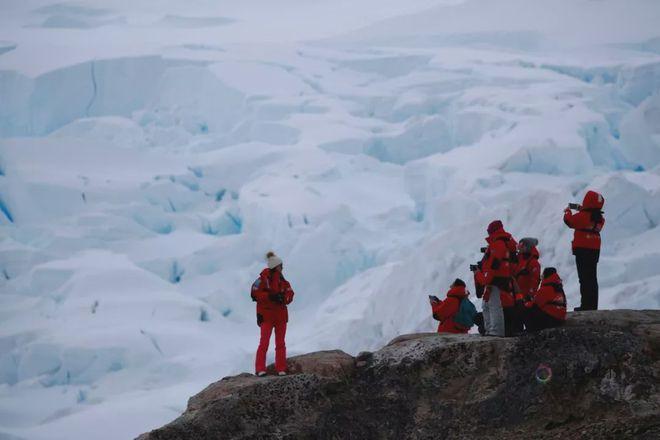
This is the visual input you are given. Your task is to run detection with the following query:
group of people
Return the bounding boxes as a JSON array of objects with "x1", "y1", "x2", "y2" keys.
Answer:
[
  {"x1": 250, "y1": 190, "x2": 605, "y2": 375},
  {"x1": 430, "y1": 190, "x2": 605, "y2": 337}
]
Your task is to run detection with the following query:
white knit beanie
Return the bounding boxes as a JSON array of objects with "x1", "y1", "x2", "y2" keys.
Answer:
[{"x1": 266, "y1": 251, "x2": 283, "y2": 269}]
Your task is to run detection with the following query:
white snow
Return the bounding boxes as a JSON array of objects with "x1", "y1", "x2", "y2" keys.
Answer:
[{"x1": 1, "y1": 0, "x2": 660, "y2": 439}]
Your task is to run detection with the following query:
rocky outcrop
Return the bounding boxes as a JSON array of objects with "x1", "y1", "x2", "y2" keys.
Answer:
[{"x1": 138, "y1": 310, "x2": 660, "y2": 439}]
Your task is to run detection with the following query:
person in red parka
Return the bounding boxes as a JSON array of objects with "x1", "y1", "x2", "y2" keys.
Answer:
[
  {"x1": 512, "y1": 237, "x2": 541, "y2": 334},
  {"x1": 514, "y1": 238, "x2": 541, "y2": 302},
  {"x1": 523, "y1": 267, "x2": 566, "y2": 331},
  {"x1": 475, "y1": 220, "x2": 517, "y2": 337},
  {"x1": 430, "y1": 278, "x2": 470, "y2": 334},
  {"x1": 251, "y1": 251, "x2": 294, "y2": 376},
  {"x1": 564, "y1": 190, "x2": 605, "y2": 311}
]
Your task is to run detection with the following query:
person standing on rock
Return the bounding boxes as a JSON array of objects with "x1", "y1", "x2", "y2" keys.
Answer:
[
  {"x1": 475, "y1": 220, "x2": 517, "y2": 337},
  {"x1": 514, "y1": 238, "x2": 541, "y2": 332},
  {"x1": 251, "y1": 251, "x2": 294, "y2": 376},
  {"x1": 564, "y1": 190, "x2": 605, "y2": 311},
  {"x1": 523, "y1": 267, "x2": 566, "y2": 331},
  {"x1": 429, "y1": 278, "x2": 475, "y2": 334}
]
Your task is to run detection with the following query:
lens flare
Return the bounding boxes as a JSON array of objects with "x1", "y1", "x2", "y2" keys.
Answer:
[{"x1": 535, "y1": 364, "x2": 553, "y2": 384}]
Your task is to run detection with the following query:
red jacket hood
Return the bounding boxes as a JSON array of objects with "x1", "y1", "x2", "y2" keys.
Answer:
[
  {"x1": 582, "y1": 190, "x2": 604, "y2": 210},
  {"x1": 542, "y1": 272, "x2": 562, "y2": 286},
  {"x1": 487, "y1": 229, "x2": 513, "y2": 241},
  {"x1": 447, "y1": 285, "x2": 468, "y2": 299}
]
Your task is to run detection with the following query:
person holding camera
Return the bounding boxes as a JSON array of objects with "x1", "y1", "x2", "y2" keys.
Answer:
[
  {"x1": 471, "y1": 260, "x2": 486, "y2": 335},
  {"x1": 564, "y1": 190, "x2": 605, "y2": 311},
  {"x1": 474, "y1": 220, "x2": 517, "y2": 337},
  {"x1": 523, "y1": 267, "x2": 567, "y2": 331},
  {"x1": 251, "y1": 251, "x2": 295, "y2": 376},
  {"x1": 429, "y1": 278, "x2": 475, "y2": 334}
]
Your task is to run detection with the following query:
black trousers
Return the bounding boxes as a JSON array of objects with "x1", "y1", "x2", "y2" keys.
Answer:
[
  {"x1": 524, "y1": 306, "x2": 563, "y2": 332},
  {"x1": 504, "y1": 306, "x2": 524, "y2": 336},
  {"x1": 574, "y1": 248, "x2": 600, "y2": 310},
  {"x1": 474, "y1": 312, "x2": 485, "y2": 335}
]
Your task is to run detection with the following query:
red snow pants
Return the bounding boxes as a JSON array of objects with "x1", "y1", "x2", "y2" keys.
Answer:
[{"x1": 255, "y1": 319, "x2": 287, "y2": 373}]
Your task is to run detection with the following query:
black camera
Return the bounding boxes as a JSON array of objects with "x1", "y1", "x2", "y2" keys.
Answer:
[
  {"x1": 568, "y1": 203, "x2": 581, "y2": 210},
  {"x1": 470, "y1": 264, "x2": 478, "y2": 272},
  {"x1": 480, "y1": 247, "x2": 487, "y2": 253}
]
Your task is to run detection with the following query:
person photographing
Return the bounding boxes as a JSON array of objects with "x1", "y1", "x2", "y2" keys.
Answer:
[
  {"x1": 475, "y1": 220, "x2": 517, "y2": 337},
  {"x1": 429, "y1": 278, "x2": 476, "y2": 334},
  {"x1": 564, "y1": 191, "x2": 605, "y2": 311}
]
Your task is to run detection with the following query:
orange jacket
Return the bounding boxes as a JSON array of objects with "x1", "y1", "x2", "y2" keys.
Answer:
[
  {"x1": 564, "y1": 191, "x2": 605, "y2": 251},
  {"x1": 431, "y1": 285, "x2": 470, "y2": 333},
  {"x1": 251, "y1": 268, "x2": 294, "y2": 324},
  {"x1": 515, "y1": 247, "x2": 540, "y2": 302},
  {"x1": 476, "y1": 231, "x2": 515, "y2": 284},
  {"x1": 476, "y1": 228, "x2": 517, "y2": 305},
  {"x1": 527, "y1": 272, "x2": 567, "y2": 321}
]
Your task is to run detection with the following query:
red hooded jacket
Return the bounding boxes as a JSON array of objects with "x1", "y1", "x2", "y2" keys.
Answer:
[
  {"x1": 564, "y1": 191, "x2": 605, "y2": 251},
  {"x1": 251, "y1": 268, "x2": 294, "y2": 324},
  {"x1": 431, "y1": 285, "x2": 469, "y2": 333},
  {"x1": 476, "y1": 227, "x2": 517, "y2": 306},
  {"x1": 515, "y1": 247, "x2": 540, "y2": 302},
  {"x1": 528, "y1": 272, "x2": 567, "y2": 321}
]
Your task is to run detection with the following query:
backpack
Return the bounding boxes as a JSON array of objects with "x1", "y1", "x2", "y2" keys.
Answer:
[
  {"x1": 250, "y1": 277, "x2": 262, "y2": 301},
  {"x1": 250, "y1": 271, "x2": 288, "y2": 302},
  {"x1": 454, "y1": 297, "x2": 477, "y2": 329}
]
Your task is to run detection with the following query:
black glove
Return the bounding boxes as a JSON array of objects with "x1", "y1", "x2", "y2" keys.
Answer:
[
  {"x1": 269, "y1": 293, "x2": 285, "y2": 304},
  {"x1": 475, "y1": 283, "x2": 484, "y2": 299}
]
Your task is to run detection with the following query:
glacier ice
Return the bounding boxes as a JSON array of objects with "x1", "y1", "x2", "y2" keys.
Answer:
[{"x1": 1, "y1": 0, "x2": 660, "y2": 439}]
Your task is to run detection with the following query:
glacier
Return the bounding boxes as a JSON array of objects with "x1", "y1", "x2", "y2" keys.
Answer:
[{"x1": 1, "y1": 0, "x2": 660, "y2": 439}]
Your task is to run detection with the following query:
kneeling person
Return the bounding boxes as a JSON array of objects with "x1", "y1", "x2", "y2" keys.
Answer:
[
  {"x1": 523, "y1": 267, "x2": 566, "y2": 332},
  {"x1": 430, "y1": 278, "x2": 476, "y2": 334}
]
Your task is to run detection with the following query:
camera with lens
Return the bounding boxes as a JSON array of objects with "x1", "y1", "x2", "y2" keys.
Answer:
[
  {"x1": 469, "y1": 261, "x2": 482, "y2": 272},
  {"x1": 568, "y1": 203, "x2": 581, "y2": 210},
  {"x1": 480, "y1": 247, "x2": 487, "y2": 253}
]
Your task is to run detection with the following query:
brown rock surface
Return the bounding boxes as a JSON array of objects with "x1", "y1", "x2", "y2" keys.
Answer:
[
  {"x1": 265, "y1": 349, "x2": 355, "y2": 377},
  {"x1": 138, "y1": 310, "x2": 660, "y2": 440}
]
